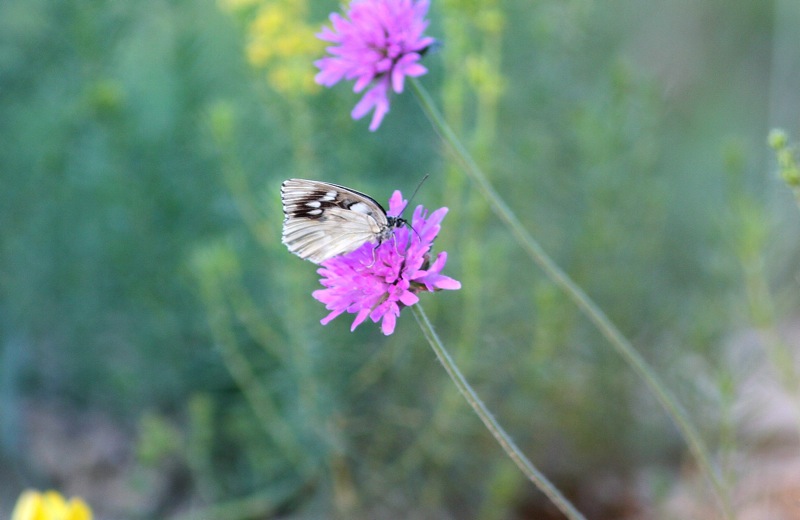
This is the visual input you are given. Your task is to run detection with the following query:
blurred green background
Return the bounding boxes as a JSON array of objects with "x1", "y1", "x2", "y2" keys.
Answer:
[{"x1": 1, "y1": 0, "x2": 799, "y2": 518}]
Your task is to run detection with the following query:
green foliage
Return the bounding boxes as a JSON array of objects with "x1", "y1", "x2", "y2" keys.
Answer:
[{"x1": 1, "y1": 0, "x2": 798, "y2": 517}]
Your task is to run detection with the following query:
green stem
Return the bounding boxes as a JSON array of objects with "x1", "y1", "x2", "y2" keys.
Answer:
[
  {"x1": 411, "y1": 304, "x2": 587, "y2": 520},
  {"x1": 409, "y1": 78, "x2": 732, "y2": 518}
]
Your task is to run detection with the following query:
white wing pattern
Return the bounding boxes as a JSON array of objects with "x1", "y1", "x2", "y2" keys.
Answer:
[{"x1": 281, "y1": 179, "x2": 403, "y2": 264}]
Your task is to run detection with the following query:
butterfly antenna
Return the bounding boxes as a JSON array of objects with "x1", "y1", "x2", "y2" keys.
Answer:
[
  {"x1": 399, "y1": 174, "x2": 430, "y2": 217},
  {"x1": 394, "y1": 174, "x2": 430, "y2": 243},
  {"x1": 407, "y1": 224, "x2": 423, "y2": 244}
]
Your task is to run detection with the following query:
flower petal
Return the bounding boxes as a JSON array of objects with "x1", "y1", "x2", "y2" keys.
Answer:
[
  {"x1": 399, "y1": 290, "x2": 419, "y2": 306},
  {"x1": 321, "y1": 309, "x2": 344, "y2": 325},
  {"x1": 380, "y1": 313, "x2": 396, "y2": 335},
  {"x1": 351, "y1": 307, "x2": 372, "y2": 330}
]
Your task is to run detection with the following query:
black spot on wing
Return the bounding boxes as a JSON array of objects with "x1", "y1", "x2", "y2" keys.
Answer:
[{"x1": 281, "y1": 180, "x2": 387, "y2": 221}]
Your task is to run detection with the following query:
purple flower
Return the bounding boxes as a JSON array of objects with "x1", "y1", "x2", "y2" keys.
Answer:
[
  {"x1": 312, "y1": 190, "x2": 460, "y2": 335},
  {"x1": 314, "y1": 0, "x2": 435, "y2": 131}
]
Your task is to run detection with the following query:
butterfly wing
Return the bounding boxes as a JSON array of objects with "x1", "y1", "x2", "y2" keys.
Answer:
[{"x1": 281, "y1": 179, "x2": 390, "y2": 263}]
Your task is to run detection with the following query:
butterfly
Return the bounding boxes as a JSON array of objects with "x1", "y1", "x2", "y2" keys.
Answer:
[{"x1": 281, "y1": 179, "x2": 407, "y2": 264}]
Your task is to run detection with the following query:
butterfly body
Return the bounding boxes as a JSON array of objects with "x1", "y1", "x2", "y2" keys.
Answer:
[{"x1": 281, "y1": 179, "x2": 405, "y2": 263}]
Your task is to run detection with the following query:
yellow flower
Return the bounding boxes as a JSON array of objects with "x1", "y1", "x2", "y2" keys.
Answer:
[
  {"x1": 226, "y1": 0, "x2": 324, "y2": 97},
  {"x1": 11, "y1": 490, "x2": 93, "y2": 520}
]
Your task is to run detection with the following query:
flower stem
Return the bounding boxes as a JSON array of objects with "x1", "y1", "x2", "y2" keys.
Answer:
[
  {"x1": 411, "y1": 304, "x2": 587, "y2": 520},
  {"x1": 409, "y1": 78, "x2": 732, "y2": 518}
]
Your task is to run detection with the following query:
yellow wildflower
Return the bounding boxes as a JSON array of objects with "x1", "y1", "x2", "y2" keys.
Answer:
[
  {"x1": 11, "y1": 490, "x2": 93, "y2": 520},
  {"x1": 226, "y1": 0, "x2": 324, "y2": 97}
]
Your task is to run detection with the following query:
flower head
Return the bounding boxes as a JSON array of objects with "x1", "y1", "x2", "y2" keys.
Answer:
[
  {"x1": 315, "y1": 0, "x2": 435, "y2": 131},
  {"x1": 233, "y1": 0, "x2": 324, "y2": 97},
  {"x1": 312, "y1": 190, "x2": 460, "y2": 335},
  {"x1": 11, "y1": 490, "x2": 93, "y2": 520}
]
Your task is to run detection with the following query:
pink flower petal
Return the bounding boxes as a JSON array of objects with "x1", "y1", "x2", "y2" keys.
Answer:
[
  {"x1": 321, "y1": 309, "x2": 344, "y2": 325},
  {"x1": 351, "y1": 308, "x2": 371, "y2": 330},
  {"x1": 399, "y1": 291, "x2": 419, "y2": 306},
  {"x1": 380, "y1": 312, "x2": 397, "y2": 335}
]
